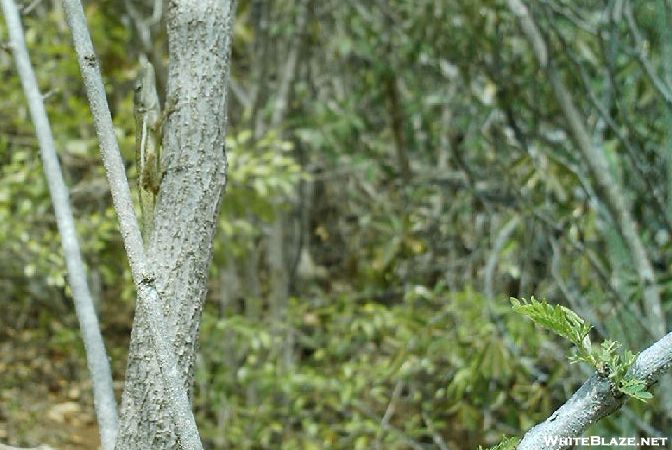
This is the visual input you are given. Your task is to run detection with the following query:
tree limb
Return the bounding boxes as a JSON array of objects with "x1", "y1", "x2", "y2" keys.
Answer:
[{"x1": 518, "y1": 332, "x2": 672, "y2": 449}]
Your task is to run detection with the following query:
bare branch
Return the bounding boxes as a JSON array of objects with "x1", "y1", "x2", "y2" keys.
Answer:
[
  {"x1": 270, "y1": 0, "x2": 308, "y2": 128},
  {"x1": 507, "y1": 0, "x2": 548, "y2": 67},
  {"x1": 484, "y1": 217, "x2": 519, "y2": 301},
  {"x1": 421, "y1": 413, "x2": 451, "y2": 450}
]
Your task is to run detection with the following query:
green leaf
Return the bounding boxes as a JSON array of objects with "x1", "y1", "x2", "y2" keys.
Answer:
[
  {"x1": 511, "y1": 296, "x2": 591, "y2": 350},
  {"x1": 619, "y1": 377, "x2": 653, "y2": 402},
  {"x1": 512, "y1": 298, "x2": 651, "y2": 402}
]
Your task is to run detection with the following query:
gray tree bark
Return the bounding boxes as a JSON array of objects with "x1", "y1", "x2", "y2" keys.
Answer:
[{"x1": 115, "y1": 1, "x2": 236, "y2": 449}]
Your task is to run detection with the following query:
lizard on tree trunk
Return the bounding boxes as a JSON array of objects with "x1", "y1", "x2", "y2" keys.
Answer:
[{"x1": 133, "y1": 59, "x2": 162, "y2": 245}]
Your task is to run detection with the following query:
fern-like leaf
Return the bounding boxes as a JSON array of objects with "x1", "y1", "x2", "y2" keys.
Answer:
[
  {"x1": 619, "y1": 377, "x2": 653, "y2": 402},
  {"x1": 511, "y1": 296, "x2": 652, "y2": 403},
  {"x1": 511, "y1": 296, "x2": 591, "y2": 350}
]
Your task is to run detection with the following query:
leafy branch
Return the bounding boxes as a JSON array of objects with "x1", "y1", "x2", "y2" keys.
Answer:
[{"x1": 511, "y1": 297, "x2": 652, "y2": 402}]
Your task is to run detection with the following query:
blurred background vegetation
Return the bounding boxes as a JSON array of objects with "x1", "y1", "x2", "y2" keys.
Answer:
[{"x1": 2, "y1": 0, "x2": 672, "y2": 448}]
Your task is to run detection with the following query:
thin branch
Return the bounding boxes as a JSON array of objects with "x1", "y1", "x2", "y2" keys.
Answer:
[
  {"x1": 549, "y1": 238, "x2": 610, "y2": 339},
  {"x1": 352, "y1": 399, "x2": 425, "y2": 450},
  {"x1": 59, "y1": 1, "x2": 204, "y2": 449},
  {"x1": 229, "y1": 76, "x2": 252, "y2": 110},
  {"x1": 508, "y1": 0, "x2": 548, "y2": 67},
  {"x1": 623, "y1": 0, "x2": 672, "y2": 109},
  {"x1": 20, "y1": 0, "x2": 43, "y2": 14},
  {"x1": 539, "y1": 0, "x2": 597, "y2": 35},
  {"x1": 270, "y1": 0, "x2": 308, "y2": 128},
  {"x1": 378, "y1": 381, "x2": 403, "y2": 441},
  {"x1": 123, "y1": 0, "x2": 167, "y2": 99},
  {"x1": 421, "y1": 413, "x2": 451, "y2": 450},
  {"x1": 0, "y1": 1, "x2": 117, "y2": 449}
]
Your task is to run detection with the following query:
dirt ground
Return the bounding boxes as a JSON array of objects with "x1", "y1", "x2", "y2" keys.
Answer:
[{"x1": 1, "y1": 315, "x2": 129, "y2": 450}]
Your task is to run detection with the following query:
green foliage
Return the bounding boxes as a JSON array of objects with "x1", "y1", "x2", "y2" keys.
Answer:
[
  {"x1": 225, "y1": 128, "x2": 302, "y2": 213},
  {"x1": 511, "y1": 296, "x2": 592, "y2": 360},
  {"x1": 593, "y1": 342, "x2": 652, "y2": 402},
  {"x1": 0, "y1": 2, "x2": 134, "y2": 290},
  {"x1": 213, "y1": 127, "x2": 304, "y2": 263},
  {"x1": 196, "y1": 288, "x2": 555, "y2": 449},
  {"x1": 511, "y1": 297, "x2": 652, "y2": 402},
  {"x1": 618, "y1": 377, "x2": 653, "y2": 402}
]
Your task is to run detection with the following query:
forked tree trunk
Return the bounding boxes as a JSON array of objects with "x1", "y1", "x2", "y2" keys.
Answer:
[{"x1": 115, "y1": 1, "x2": 236, "y2": 448}]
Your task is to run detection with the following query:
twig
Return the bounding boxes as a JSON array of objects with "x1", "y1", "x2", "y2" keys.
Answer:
[
  {"x1": 623, "y1": 0, "x2": 672, "y2": 109},
  {"x1": 539, "y1": 0, "x2": 597, "y2": 35},
  {"x1": 270, "y1": 0, "x2": 308, "y2": 128},
  {"x1": 20, "y1": 0, "x2": 43, "y2": 14},
  {"x1": 352, "y1": 399, "x2": 425, "y2": 450},
  {"x1": 380, "y1": 381, "x2": 402, "y2": 431},
  {"x1": 421, "y1": 413, "x2": 451, "y2": 450},
  {"x1": 484, "y1": 217, "x2": 519, "y2": 301}
]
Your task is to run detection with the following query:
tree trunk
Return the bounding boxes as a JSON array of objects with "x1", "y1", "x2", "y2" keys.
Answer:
[{"x1": 115, "y1": 1, "x2": 235, "y2": 449}]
